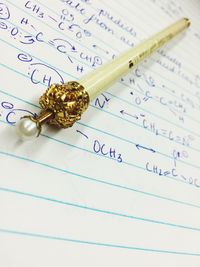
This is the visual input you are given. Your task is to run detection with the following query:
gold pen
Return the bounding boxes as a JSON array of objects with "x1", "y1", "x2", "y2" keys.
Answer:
[{"x1": 16, "y1": 18, "x2": 190, "y2": 140}]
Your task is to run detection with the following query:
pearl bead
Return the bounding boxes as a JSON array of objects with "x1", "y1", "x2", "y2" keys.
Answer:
[{"x1": 16, "y1": 118, "x2": 40, "y2": 141}]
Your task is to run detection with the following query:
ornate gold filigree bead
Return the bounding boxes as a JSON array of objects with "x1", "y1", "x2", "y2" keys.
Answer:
[
  {"x1": 16, "y1": 81, "x2": 90, "y2": 140},
  {"x1": 39, "y1": 81, "x2": 89, "y2": 128}
]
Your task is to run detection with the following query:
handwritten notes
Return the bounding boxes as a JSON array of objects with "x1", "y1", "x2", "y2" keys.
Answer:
[{"x1": 0, "y1": 0, "x2": 200, "y2": 266}]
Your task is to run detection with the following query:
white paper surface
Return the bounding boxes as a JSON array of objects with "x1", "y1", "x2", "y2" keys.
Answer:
[{"x1": 0, "y1": 0, "x2": 200, "y2": 266}]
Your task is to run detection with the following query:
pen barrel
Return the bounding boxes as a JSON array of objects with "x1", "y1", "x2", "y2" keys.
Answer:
[{"x1": 79, "y1": 18, "x2": 190, "y2": 101}]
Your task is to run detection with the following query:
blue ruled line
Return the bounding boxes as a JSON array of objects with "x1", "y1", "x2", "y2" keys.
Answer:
[
  {"x1": 0, "y1": 228, "x2": 199, "y2": 256},
  {"x1": 0, "y1": 186, "x2": 200, "y2": 232}
]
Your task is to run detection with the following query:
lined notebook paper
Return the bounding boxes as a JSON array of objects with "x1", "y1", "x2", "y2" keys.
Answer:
[{"x1": 0, "y1": 0, "x2": 200, "y2": 266}]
